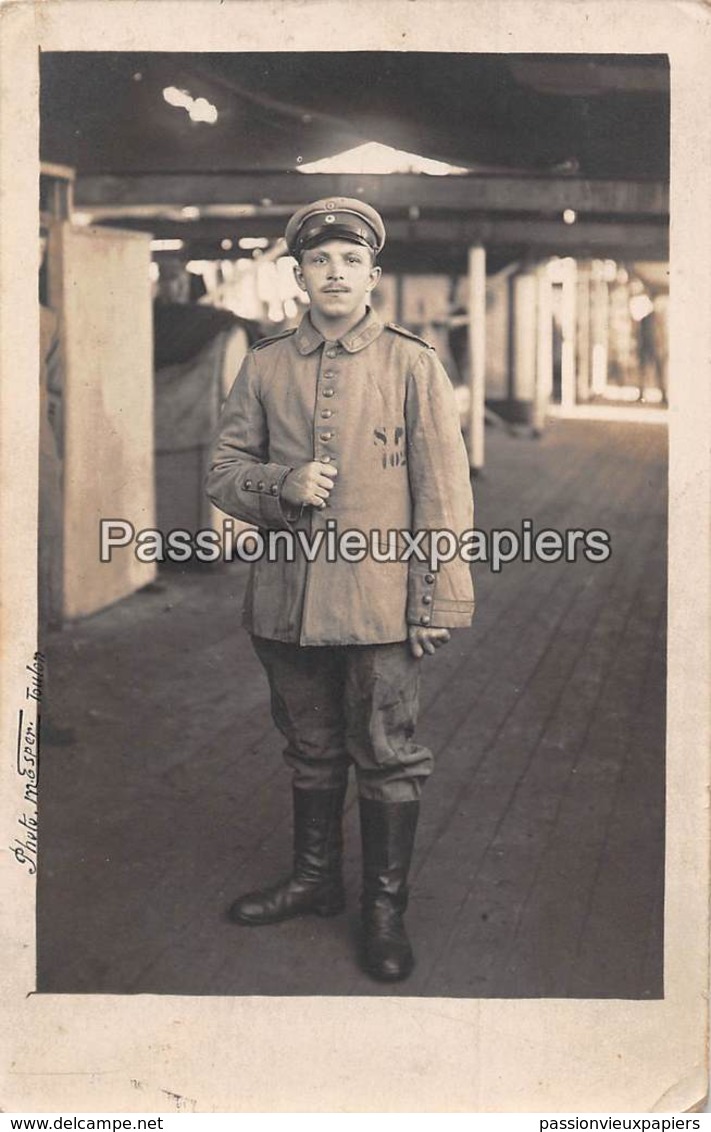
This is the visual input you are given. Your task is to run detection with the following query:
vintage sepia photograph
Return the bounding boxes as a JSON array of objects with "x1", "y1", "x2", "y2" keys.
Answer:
[
  {"x1": 36, "y1": 49, "x2": 669, "y2": 999},
  {"x1": 2, "y1": 0, "x2": 709, "y2": 1114}
]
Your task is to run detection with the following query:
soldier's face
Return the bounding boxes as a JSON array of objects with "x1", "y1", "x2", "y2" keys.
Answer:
[{"x1": 295, "y1": 240, "x2": 381, "y2": 322}]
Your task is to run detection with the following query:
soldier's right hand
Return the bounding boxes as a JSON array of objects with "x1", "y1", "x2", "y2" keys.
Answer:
[{"x1": 281, "y1": 461, "x2": 338, "y2": 508}]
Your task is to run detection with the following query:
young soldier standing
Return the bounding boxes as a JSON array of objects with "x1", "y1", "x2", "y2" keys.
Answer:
[{"x1": 206, "y1": 197, "x2": 474, "y2": 982}]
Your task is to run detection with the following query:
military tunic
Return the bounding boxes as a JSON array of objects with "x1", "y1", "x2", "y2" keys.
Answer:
[{"x1": 206, "y1": 307, "x2": 475, "y2": 647}]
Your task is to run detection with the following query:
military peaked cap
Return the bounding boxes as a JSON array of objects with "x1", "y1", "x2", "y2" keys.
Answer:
[{"x1": 285, "y1": 197, "x2": 386, "y2": 258}]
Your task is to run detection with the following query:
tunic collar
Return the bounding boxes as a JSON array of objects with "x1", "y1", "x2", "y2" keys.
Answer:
[{"x1": 294, "y1": 307, "x2": 384, "y2": 355}]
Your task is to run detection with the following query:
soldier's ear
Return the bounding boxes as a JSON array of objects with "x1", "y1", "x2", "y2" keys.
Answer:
[
  {"x1": 368, "y1": 264, "x2": 382, "y2": 292},
  {"x1": 293, "y1": 262, "x2": 308, "y2": 292}
]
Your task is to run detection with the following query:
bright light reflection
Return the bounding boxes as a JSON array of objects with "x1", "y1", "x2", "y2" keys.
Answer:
[
  {"x1": 163, "y1": 86, "x2": 218, "y2": 125},
  {"x1": 189, "y1": 98, "x2": 218, "y2": 125},
  {"x1": 163, "y1": 87, "x2": 191, "y2": 109},
  {"x1": 239, "y1": 237, "x2": 270, "y2": 250},
  {"x1": 603, "y1": 259, "x2": 617, "y2": 282},
  {"x1": 547, "y1": 256, "x2": 577, "y2": 284},
  {"x1": 298, "y1": 141, "x2": 470, "y2": 176},
  {"x1": 642, "y1": 388, "x2": 664, "y2": 403},
  {"x1": 150, "y1": 239, "x2": 184, "y2": 251},
  {"x1": 629, "y1": 294, "x2": 654, "y2": 321},
  {"x1": 277, "y1": 256, "x2": 298, "y2": 280},
  {"x1": 603, "y1": 384, "x2": 641, "y2": 401}
]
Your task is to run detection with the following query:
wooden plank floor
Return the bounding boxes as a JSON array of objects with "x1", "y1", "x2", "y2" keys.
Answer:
[{"x1": 37, "y1": 418, "x2": 667, "y2": 998}]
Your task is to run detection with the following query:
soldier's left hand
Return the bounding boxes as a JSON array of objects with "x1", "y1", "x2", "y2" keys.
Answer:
[{"x1": 408, "y1": 626, "x2": 451, "y2": 659}]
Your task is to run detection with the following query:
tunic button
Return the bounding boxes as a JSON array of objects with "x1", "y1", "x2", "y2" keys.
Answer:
[
  {"x1": 321, "y1": 455, "x2": 332, "y2": 463},
  {"x1": 425, "y1": 573, "x2": 435, "y2": 584},
  {"x1": 323, "y1": 371, "x2": 336, "y2": 379},
  {"x1": 420, "y1": 615, "x2": 431, "y2": 626},
  {"x1": 323, "y1": 388, "x2": 334, "y2": 398},
  {"x1": 257, "y1": 481, "x2": 265, "y2": 491},
  {"x1": 321, "y1": 432, "x2": 333, "y2": 440},
  {"x1": 422, "y1": 594, "x2": 432, "y2": 605},
  {"x1": 270, "y1": 484, "x2": 279, "y2": 495},
  {"x1": 321, "y1": 410, "x2": 333, "y2": 419},
  {"x1": 326, "y1": 348, "x2": 338, "y2": 358},
  {"x1": 244, "y1": 479, "x2": 253, "y2": 488}
]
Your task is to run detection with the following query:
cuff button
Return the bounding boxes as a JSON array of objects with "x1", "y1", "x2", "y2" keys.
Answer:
[
  {"x1": 422, "y1": 594, "x2": 432, "y2": 605},
  {"x1": 420, "y1": 615, "x2": 431, "y2": 626}
]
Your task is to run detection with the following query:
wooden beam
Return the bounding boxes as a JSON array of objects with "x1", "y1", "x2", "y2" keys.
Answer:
[
  {"x1": 508, "y1": 59, "x2": 669, "y2": 96},
  {"x1": 96, "y1": 214, "x2": 668, "y2": 261},
  {"x1": 385, "y1": 222, "x2": 668, "y2": 266},
  {"x1": 76, "y1": 172, "x2": 668, "y2": 218}
]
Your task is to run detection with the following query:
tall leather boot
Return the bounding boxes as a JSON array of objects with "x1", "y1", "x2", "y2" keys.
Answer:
[
  {"x1": 359, "y1": 797, "x2": 420, "y2": 982},
  {"x1": 229, "y1": 785, "x2": 347, "y2": 925}
]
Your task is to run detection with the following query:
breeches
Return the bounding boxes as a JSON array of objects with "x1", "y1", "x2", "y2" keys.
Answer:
[{"x1": 251, "y1": 636, "x2": 434, "y2": 803}]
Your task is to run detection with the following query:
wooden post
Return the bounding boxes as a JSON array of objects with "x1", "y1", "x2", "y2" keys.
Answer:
[
  {"x1": 467, "y1": 244, "x2": 486, "y2": 472},
  {"x1": 560, "y1": 257, "x2": 578, "y2": 410},
  {"x1": 590, "y1": 260, "x2": 610, "y2": 396},
  {"x1": 60, "y1": 223, "x2": 156, "y2": 620},
  {"x1": 576, "y1": 260, "x2": 592, "y2": 403},
  {"x1": 533, "y1": 262, "x2": 553, "y2": 435},
  {"x1": 512, "y1": 271, "x2": 538, "y2": 417}
]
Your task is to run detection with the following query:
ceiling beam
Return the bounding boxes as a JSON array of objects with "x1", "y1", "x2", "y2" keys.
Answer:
[
  {"x1": 76, "y1": 171, "x2": 668, "y2": 218},
  {"x1": 98, "y1": 214, "x2": 668, "y2": 261},
  {"x1": 507, "y1": 59, "x2": 669, "y2": 96}
]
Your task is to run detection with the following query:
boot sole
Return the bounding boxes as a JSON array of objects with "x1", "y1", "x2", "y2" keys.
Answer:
[
  {"x1": 228, "y1": 898, "x2": 346, "y2": 926},
  {"x1": 362, "y1": 957, "x2": 415, "y2": 982}
]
